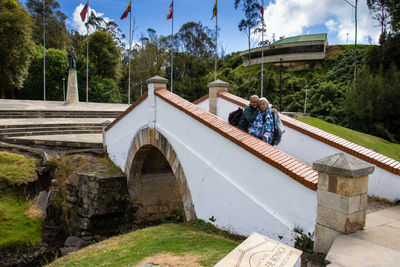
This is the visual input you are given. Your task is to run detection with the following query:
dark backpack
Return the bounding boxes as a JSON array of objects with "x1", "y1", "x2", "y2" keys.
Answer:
[
  {"x1": 228, "y1": 107, "x2": 243, "y2": 126},
  {"x1": 272, "y1": 112, "x2": 285, "y2": 146}
]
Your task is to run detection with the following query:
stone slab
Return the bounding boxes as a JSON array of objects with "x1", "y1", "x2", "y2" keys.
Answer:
[
  {"x1": 313, "y1": 153, "x2": 374, "y2": 177},
  {"x1": 316, "y1": 206, "x2": 365, "y2": 234},
  {"x1": 215, "y1": 232, "x2": 302, "y2": 267},
  {"x1": 314, "y1": 224, "x2": 342, "y2": 254},
  {"x1": 326, "y1": 175, "x2": 368, "y2": 197},
  {"x1": 318, "y1": 190, "x2": 366, "y2": 214},
  {"x1": 349, "y1": 225, "x2": 400, "y2": 251},
  {"x1": 365, "y1": 206, "x2": 400, "y2": 229},
  {"x1": 326, "y1": 235, "x2": 400, "y2": 267}
]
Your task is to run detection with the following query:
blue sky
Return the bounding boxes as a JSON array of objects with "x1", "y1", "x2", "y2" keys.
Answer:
[{"x1": 29, "y1": 0, "x2": 381, "y2": 54}]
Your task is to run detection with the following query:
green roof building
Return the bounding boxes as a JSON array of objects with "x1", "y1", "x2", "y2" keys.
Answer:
[{"x1": 239, "y1": 33, "x2": 328, "y2": 70}]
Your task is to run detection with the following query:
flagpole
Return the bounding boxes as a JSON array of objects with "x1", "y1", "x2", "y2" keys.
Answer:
[
  {"x1": 43, "y1": 0, "x2": 46, "y2": 101},
  {"x1": 261, "y1": 1, "x2": 264, "y2": 98},
  {"x1": 86, "y1": 25, "x2": 89, "y2": 103},
  {"x1": 171, "y1": 2, "x2": 174, "y2": 93},
  {"x1": 128, "y1": 2, "x2": 131, "y2": 104},
  {"x1": 214, "y1": 1, "x2": 217, "y2": 81}
]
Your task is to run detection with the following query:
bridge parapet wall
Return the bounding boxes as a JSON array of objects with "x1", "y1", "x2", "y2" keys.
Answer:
[{"x1": 209, "y1": 91, "x2": 400, "y2": 202}]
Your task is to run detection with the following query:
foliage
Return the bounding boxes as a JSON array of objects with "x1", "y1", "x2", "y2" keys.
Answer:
[
  {"x1": 26, "y1": 0, "x2": 70, "y2": 50},
  {"x1": 177, "y1": 22, "x2": 215, "y2": 58},
  {"x1": 0, "y1": 193, "x2": 42, "y2": 249},
  {"x1": 47, "y1": 223, "x2": 239, "y2": 267},
  {"x1": 298, "y1": 117, "x2": 400, "y2": 160},
  {"x1": 86, "y1": 76, "x2": 122, "y2": 103},
  {"x1": 344, "y1": 65, "x2": 400, "y2": 143},
  {"x1": 0, "y1": 0, "x2": 35, "y2": 98},
  {"x1": 87, "y1": 30, "x2": 121, "y2": 81},
  {"x1": 0, "y1": 152, "x2": 38, "y2": 185},
  {"x1": 19, "y1": 46, "x2": 68, "y2": 100}
]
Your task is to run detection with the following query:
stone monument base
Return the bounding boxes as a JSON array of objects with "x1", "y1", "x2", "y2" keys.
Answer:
[{"x1": 65, "y1": 69, "x2": 79, "y2": 105}]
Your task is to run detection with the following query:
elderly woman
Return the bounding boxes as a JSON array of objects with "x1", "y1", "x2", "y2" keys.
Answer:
[{"x1": 248, "y1": 97, "x2": 275, "y2": 145}]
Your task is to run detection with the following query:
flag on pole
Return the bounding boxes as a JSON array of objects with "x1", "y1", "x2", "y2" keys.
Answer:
[
  {"x1": 80, "y1": 0, "x2": 89, "y2": 22},
  {"x1": 211, "y1": 0, "x2": 217, "y2": 20},
  {"x1": 121, "y1": 1, "x2": 131, "y2": 20},
  {"x1": 260, "y1": 0, "x2": 264, "y2": 17},
  {"x1": 166, "y1": 0, "x2": 173, "y2": 20}
]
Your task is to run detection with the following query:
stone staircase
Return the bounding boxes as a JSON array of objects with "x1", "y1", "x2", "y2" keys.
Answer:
[{"x1": 0, "y1": 103, "x2": 126, "y2": 152}]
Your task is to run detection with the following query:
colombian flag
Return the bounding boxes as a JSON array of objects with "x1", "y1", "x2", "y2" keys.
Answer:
[
  {"x1": 211, "y1": 0, "x2": 217, "y2": 20},
  {"x1": 121, "y1": 1, "x2": 131, "y2": 20},
  {"x1": 260, "y1": 0, "x2": 264, "y2": 17},
  {"x1": 80, "y1": 0, "x2": 89, "y2": 22}
]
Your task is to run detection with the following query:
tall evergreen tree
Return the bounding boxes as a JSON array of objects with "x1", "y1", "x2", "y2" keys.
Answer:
[
  {"x1": 0, "y1": 0, "x2": 35, "y2": 98},
  {"x1": 26, "y1": 0, "x2": 69, "y2": 50},
  {"x1": 234, "y1": 0, "x2": 260, "y2": 92}
]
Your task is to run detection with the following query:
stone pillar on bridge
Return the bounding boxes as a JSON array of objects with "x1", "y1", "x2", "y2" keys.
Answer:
[
  {"x1": 146, "y1": 76, "x2": 168, "y2": 128},
  {"x1": 208, "y1": 79, "x2": 229, "y2": 115},
  {"x1": 312, "y1": 153, "x2": 374, "y2": 254}
]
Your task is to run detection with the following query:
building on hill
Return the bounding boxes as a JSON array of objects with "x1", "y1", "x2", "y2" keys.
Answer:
[{"x1": 240, "y1": 33, "x2": 328, "y2": 70}]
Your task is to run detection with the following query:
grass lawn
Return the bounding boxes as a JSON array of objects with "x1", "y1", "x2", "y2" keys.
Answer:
[
  {"x1": 48, "y1": 223, "x2": 241, "y2": 267},
  {"x1": 298, "y1": 117, "x2": 400, "y2": 161},
  {"x1": 0, "y1": 193, "x2": 42, "y2": 249},
  {"x1": 0, "y1": 152, "x2": 37, "y2": 185}
]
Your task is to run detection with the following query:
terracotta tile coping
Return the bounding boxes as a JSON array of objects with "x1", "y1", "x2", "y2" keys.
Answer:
[
  {"x1": 211, "y1": 91, "x2": 400, "y2": 176},
  {"x1": 157, "y1": 88, "x2": 317, "y2": 191},
  {"x1": 193, "y1": 93, "x2": 209, "y2": 105},
  {"x1": 104, "y1": 93, "x2": 148, "y2": 132}
]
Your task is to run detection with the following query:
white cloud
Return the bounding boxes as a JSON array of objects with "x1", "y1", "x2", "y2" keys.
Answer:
[
  {"x1": 254, "y1": 0, "x2": 380, "y2": 45},
  {"x1": 68, "y1": 4, "x2": 112, "y2": 35}
]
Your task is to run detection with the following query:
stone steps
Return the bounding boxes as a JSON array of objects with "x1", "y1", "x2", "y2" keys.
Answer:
[
  {"x1": 0, "y1": 129, "x2": 103, "y2": 138},
  {"x1": 4, "y1": 135, "x2": 103, "y2": 150},
  {"x1": 0, "y1": 110, "x2": 121, "y2": 119},
  {"x1": 0, "y1": 123, "x2": 103, "y2": 129}
]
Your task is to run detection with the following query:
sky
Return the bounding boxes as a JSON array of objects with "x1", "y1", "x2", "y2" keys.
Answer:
[{"x1": 30, "y1": 0, "x2": 381, "y2": 54}]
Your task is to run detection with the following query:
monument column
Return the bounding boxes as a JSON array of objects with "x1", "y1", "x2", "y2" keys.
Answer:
[
  {"x1": 208, "y1": 79, "x2": 229, "y2": 115},
  {"x1": 66, "y1": 48, "x2": 79, "y2": 105},
  {"x1": 312, "y1": 153, "x2": 374, "y2": 254}
]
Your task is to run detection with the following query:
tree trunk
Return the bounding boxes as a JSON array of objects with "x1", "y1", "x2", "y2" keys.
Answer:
[{"x1": 248, "y1": 26, "x2": 251, "y2": 94}]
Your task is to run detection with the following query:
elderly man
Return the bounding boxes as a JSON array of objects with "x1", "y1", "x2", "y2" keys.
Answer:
[{"x1": 237, "y1": 95, "x2": 259, "y2": 132}]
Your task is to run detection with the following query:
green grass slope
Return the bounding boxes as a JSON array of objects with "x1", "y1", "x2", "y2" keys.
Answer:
[
  {"x1": 0, "y1": 194, "x2": 42, "y2": 249},
  {"x1": 48, "y1": 223, "x2": 241, "y2": 267},
  {"x1": 298, "y1": 117, "x2": 400, "y2": 161}
]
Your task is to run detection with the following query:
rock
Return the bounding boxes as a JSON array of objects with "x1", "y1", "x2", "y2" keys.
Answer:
[
  {"x1": 60, "y1": 247, "x2": 78, "y2": 256},
  {"x1": 64, "y1": 236, "x2": 88, "y2": 248},
  {"x1": 36, "y1": 191, "x2": 49, "y2": 212}
]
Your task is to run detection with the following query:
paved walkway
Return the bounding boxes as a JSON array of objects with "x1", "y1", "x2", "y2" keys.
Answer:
[
  {"x1": 0, "y1": 118, "x2": 114, "y2": 126},
  {"x1": 327, "y1": 206, "x2": 400, "y2": 266},
  {"x1": 0, "y1": 99, "x2": 129, "y2": 111}
]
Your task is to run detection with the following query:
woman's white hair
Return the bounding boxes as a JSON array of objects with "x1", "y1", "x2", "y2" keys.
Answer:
[{"x1": 258, "y1": 97, "x2": 272, "y2": 108}]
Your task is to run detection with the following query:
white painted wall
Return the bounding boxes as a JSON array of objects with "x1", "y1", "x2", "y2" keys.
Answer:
[
  {"x1": 155, "y1": 96, "x2": 316, "y2": 245},
  {"x1": 104, "y1": 99, "x2": 150, "y2": 172},
  {"x1": 216, "y1": 99, "x2": 400, "y2": 202},
  {"x1": 196, "y1": 99, "x2": 209, "y2": 112},
  {"x1": 216, "y1": 97, "x2": 242, "y2": 122},
  {"x1": 105, "y1": 89, "x2": 317, "y2": 245}
]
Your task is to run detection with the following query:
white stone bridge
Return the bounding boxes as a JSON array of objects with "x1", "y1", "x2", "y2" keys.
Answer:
[{"x1": 104, "y1": 76, "x2": 400, "y2": 246}]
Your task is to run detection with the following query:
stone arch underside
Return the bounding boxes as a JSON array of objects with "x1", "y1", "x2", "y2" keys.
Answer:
[{"x1": 126, "y1": 127, "x2": 196, "y2": 222}]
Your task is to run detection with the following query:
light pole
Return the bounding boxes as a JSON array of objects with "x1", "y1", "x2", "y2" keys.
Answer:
[
  {"x1": 62, "y1": 78, "x2": 65, "y2": 102},
  {"x1": 304, "y1": 85, "x2": 308, "y2": 114},
  {"x1": 279, "y1": 57, "x2": 282, "y2": 112}
]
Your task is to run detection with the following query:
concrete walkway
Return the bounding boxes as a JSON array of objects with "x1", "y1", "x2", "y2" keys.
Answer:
[
  {"x1": 326, "y1": 206, "x2": 400, "y2": 266},
  {"x1": 0, "y1": 99, "x2": 129, "y2": 111}
]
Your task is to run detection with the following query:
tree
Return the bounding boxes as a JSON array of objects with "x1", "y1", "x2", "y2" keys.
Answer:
[
  {"x1": 234, "y1": 0, "x2": 260, "y2": 92},
  {"x1": 367, "y1": 0, "x2": 390, "y2": 35},
  {"x1": 177, "y1": 22, "x2": 215, "y2": 58},
  {"x1": 26, "y1": 0, "x2": 69, "y2": 50},
  {"x1": 19, "y1": 46, "x2": 67, "y2": 100},
  {"x1": 87, "y1": 30, "x2": 121, "y2": 80},
  {"x1": 0, "y1": 0, "x2": 35, "y2": 98}
]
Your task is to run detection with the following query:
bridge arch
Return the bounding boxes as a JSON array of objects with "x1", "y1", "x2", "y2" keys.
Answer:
[{"x1": 125, "y1": 127, "x2": 196, "y2": 222}]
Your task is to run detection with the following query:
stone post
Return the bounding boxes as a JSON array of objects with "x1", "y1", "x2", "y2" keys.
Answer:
[
  {"x1": 313, "y1": 153, "x2": 374, "y2": 254},
  {"x1": 65, "y1": 69, "x2": 79, "y2": 105},
  {"x1": 207, "y1": 80, "x2": 229, "y2": 115},
  {"x1": 146, "y1": 76, "x2": 168, "y2": 128}
]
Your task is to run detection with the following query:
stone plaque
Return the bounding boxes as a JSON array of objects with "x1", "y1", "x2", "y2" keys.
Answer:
[{"x1": 215, "y1": 233, "x2": 302, "y2": 267}]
